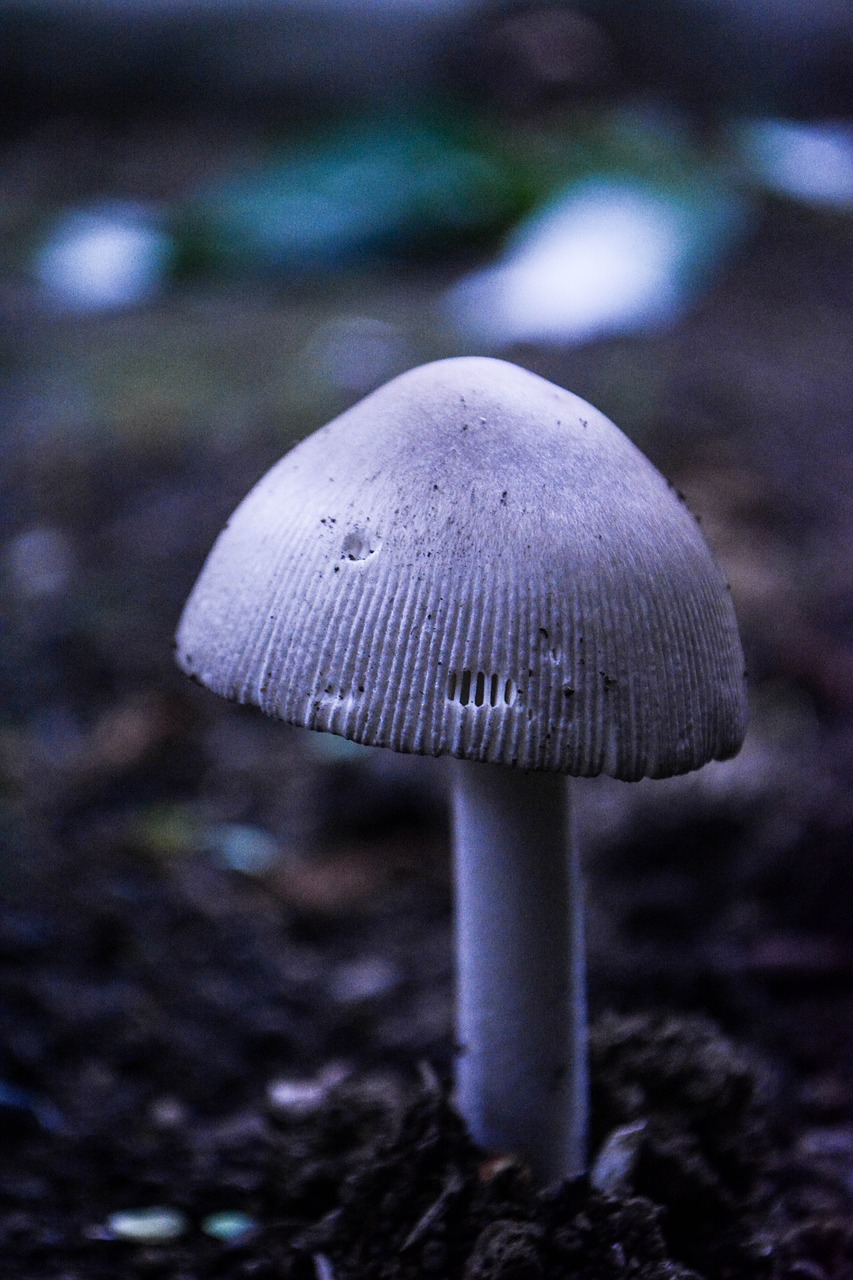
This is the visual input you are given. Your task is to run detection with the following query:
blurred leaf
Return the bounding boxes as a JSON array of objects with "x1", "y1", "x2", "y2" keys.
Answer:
[
  {"x1": 446, "y1": 111, "x2": 754, "y2": 346},
  {"x1": 33, "y1": 202, "x2": 173, "y2": 313},
  {"x1": 734, "y1": 118, "x2": 853, "y2": 211},
  {"x1": 174, "y1": 114, "x2": 533, "y2": 275}
]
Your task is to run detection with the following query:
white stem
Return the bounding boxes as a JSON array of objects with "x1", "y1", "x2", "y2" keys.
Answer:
[{"x1": 451, "y1": 759, "x2": 587, "y2": 1183}]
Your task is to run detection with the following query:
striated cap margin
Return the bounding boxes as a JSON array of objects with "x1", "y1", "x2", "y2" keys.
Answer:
[{"x1": 176, "y1": 357, "x2": 748, "y2": 779}]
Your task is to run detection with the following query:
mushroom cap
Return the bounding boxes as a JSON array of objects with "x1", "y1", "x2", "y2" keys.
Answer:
[{"x1": 176, "y1": 356, "x2": 747, "y2": 779}]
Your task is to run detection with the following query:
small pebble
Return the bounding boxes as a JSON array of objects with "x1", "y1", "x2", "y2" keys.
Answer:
[
  {"x1": 329, "y1": 956, "x2": 400, "y2": 1004},
  {"x1": 5, "y1": 526, "x2": 74, "y2": 600},
  {"x1": 148, "y1": 1096, "x2": 188, "y2": 1129},
  {"x1": 267, "y1": 1063, "x2": 347, "y2": 1118},
  {"x1": 201, "y1": 1211, "x2": 255, "y2": 1241},
  {"x1": 267, "y1": 1076, "x2": 327, "y2": 1116},
  {"x1": 106, "y1": 1206, "x2": 187, "y2": 1242},
  {"x1": 590, "y1": 1119, "x2": 647, "y2": 1194},
  {"x1": 207, "y1": 823, "x2": 281, "y2": 875}
]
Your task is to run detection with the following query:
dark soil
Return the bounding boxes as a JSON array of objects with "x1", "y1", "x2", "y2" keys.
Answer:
[{"x1": 1, "y1": 118, "x2": 852, "y2": 1279}]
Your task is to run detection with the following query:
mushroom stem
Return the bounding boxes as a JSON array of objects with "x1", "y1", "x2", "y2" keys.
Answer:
[{"x1": 451, "y1": 760, "x2": 588, "y2": 1183}]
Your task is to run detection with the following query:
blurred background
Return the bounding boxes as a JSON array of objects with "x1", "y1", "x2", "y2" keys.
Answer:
[{"x1": 0, "y1": 0, "x2": 852, "y2": 1264}]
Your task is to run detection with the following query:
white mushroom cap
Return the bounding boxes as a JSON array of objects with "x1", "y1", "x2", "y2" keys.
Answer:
[{"x1": 176, "y1": 357, "x2": 747, "y2": 780}]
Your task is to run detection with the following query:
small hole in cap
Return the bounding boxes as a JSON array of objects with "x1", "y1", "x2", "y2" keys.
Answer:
[{"x1": 446, "y1": 670, "x2": 518, "y2": 709}]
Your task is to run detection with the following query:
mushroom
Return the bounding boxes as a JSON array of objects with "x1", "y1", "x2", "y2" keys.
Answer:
[{"x1": 176, "y1": 356, "x2": 747, "y2": 1183}]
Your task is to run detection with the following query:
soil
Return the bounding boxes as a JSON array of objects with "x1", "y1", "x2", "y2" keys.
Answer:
[{"x1": 1, "y1": 116, "x2": 852, "y2": 1279}]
